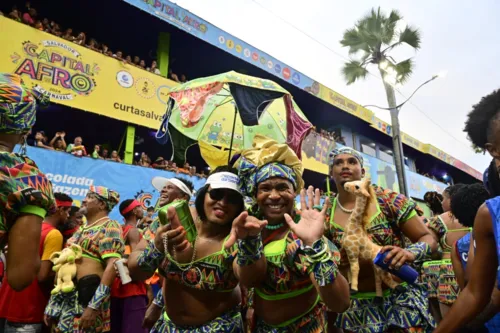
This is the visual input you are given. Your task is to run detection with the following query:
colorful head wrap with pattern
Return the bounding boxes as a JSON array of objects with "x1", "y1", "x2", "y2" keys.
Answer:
[
  {"x1": 329, "y1": 146, "x2": 364, "y2": 168},
  {"x1": 237, "y1": 134, "x2": 304, "y2": 197},
  {"x1": 89, "y1": 185, "x2": 120, "y2": 211},
  {"x1": 0, "y1": 73, "x2": 49, "y2": 134}
]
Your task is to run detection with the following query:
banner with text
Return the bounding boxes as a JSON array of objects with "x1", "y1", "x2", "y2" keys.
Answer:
[
  {"x1": 0, "y1": 17, "x2": 178, "y2": 129},
  {"x1": 24, "y1": 147, "x2": 207, "y2": 222}
]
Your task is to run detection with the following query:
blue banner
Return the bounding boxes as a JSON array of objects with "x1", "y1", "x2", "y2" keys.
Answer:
[
  {"x1": 123, "y1": 0, "x2": 313, "y2": 91},
  {"x1": 23, "y1": 147, "x2": 207, "y2": 222}
]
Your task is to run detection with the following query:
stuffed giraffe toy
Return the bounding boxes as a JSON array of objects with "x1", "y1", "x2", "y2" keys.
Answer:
[{"x1": 342, "y1": 178, "x2": 403, "y2": 300}]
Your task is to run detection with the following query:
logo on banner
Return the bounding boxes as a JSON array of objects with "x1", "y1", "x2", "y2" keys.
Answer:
[
  {"x1": 282, "y1": 67, "x2": 291, "y2": 80},
  {"x1": 11, "y1": 40, "x2": 98, "y2": 100},
  {"x1": 292, "y1": 72, "x2": 300, "y2": 84},
  {"x1": 274, "y1": 63, "x2": 281, "y2": 73},
  {"x1": 116, "y1": 71, "x2": 133, "y2": 88}
]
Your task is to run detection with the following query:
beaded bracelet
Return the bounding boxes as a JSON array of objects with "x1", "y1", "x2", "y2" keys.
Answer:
[
  {"x1": 237, "y1": 234, "x2": 263, "y2": 266},
  {"x1": 301, "y1": 238, "x2": 339, "y2": 287},
  {"x1": 406, "y1": 241, "x2": 432, "y2": 264},
  {"x1": 138, "y1": 240, "x2": 165, "y2": 272},
  {"x1": 88, "y1": 284, "x2": 111, "y2": 310}
]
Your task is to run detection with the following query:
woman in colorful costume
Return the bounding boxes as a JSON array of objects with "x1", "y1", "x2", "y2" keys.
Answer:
[
  {"x1": 44, "y1": 186, "x2": 124, "y2": 332},
  {"x1": 235, "y1": 135, "x2": 350, "y2": 332},
  {"x1": 325, "y1": 147, "x2": 437, "y2": 333},
  {"x1": 136, "y1": 166, "x2": 259, "y2": 332},
  {"x1": 424, "y1": 184, "x2": 470, "y2": 318},
  {"x1": 0, "y1": 73, "x2": 56, "y2": 291}
]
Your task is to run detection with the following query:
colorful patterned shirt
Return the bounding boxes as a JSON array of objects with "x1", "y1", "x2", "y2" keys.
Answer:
[
  {"x1": 68, "y1": 220, "x2": 125, "y2": 263},
  {"x1": 325, "y1": 185, "x2": 418, "y2": 250},
  {"x1": 0, "y1": 152, "x2": 55, "y2": 247}
]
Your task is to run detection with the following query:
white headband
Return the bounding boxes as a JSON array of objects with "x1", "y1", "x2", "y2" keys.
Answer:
[
  {"x1": 206, "y1": 172, "x2": 241, "y2": 193},
  {"x1": 166, "y1": 178, "x2": 193, "y2": 197}
]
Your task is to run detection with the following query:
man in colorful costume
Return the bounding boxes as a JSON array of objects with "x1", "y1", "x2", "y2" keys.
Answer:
[
  {"x1": 44, "y1": 186, "x2": 124, "y2": 333},
  {"x1": 235, "y1": 135, "x2": 350, "y2": 332},
  {"x1": 326, "y1": 146, "x2": 437, "y2": 333},
  {"x1": 0, "y1": 73, "x2": 56, "y2": 292}
]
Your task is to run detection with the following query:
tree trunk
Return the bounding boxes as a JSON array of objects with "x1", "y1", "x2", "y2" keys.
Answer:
[{"x1": 379, "y1": 68, "x2": 408, "y2": 196}]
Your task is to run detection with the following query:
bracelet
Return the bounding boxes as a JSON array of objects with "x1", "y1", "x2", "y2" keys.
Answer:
[
  {"x1": 153, "y1": 288, "x2": 165, "y2": 307},
  {"x1": 301, "y1": 238, "x2": 339, "y2": 287},
  {"x1": 138, "y1": 240, "x2": 165, "y2": 272},
  {"x1": 406, "y1": 241, "x2": 432, "y2": 264},
  {"x1": 312, "y1": 205, "x2": 323, "y2": 212},
  {"x1": 237, "y1": 234, "x2": 263, "y2": 266},
  {"x1": 88, "y1": 284, "x2": 110, "y2": 310}
]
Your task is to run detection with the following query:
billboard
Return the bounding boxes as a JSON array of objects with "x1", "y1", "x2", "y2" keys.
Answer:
[{"x1": 0, "y1": 17, "x2": 178, "y2": 129}]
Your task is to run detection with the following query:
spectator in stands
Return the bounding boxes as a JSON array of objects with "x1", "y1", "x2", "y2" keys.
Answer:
[
  {"x1": 139, "y1": 59, "x2": 146, "y2": 69},
  {"x1": 34, "y1": 20, "x2": 43, "y2": 31},
  {"x1": 35, "y1": 131, "x2": 53, "y2": 150},
  {"x1": 180, "y1": 74, "x2": 187, "y2": 83},
  {"x1": 167, "y1": 161, "x2": 178, "y2": 173},
  {"x1": 0, "y1": 193, "x2": 70, "y2": 332},
  {"x1": 111, "y1": 199, "x2": 149, "y2": 333},
  {"x1": 87, "y1": 38, "x2": 99, "y2": 51},
  {"x1": 49, "y1": 132, "x2": 67, "y2": 151},
  {"x1": 152, "y1": 157, "x2": 167, "y2": 170},
  {"x1": 92, "y1": 145, "x2": 101, "y2": 159},
  {"x1": 169, "y1": 69, "x2": 180, "y2": 82},
  {"x1": 51, "y1": 23, "x2": 62, "y2": 37},
  {"x1": 133, "y1": 56, "x2": 140, "y2": 67},
  {"x1": 101, "y1": 44, "x2": 110, "y2": 55},
  {"x1": 41, "y1": 18, "x2": 50, "y2": 31},
  {"x1": 108, "y1": 150, "x2": 122, "y2": 163},
  {"x1": 149, "y1": 60, "x2": 161, "y2": 75},
  {"x1": 66, "y1": 136, "x2": 87, "y2": 157},
  {"x1": 74, "y1": 32, "x2": 86, "y2": 46},
  {"x1": 8, "y1": 9, "x2": 21, "y2": 22},
  {"x1": 22, "y1": 7, "x2": 36, "y2": 26},
  {"x1": 178, "y1": 162, "x2": 191, "y2": 174},
  {"x1": 137, "y1": 152, "x2": 151, "y2": 167},
  {"x1": 101, "y1": 148, "x2": 109, "y2": 159},
  {"x1": 125, "y1": 55, "x2": 132, "y2": 64},
  {"x1": 113, "y1": 50, "x2": 123, "y2": 60},
  {"x1": 62, "y1": 28, "x2": 74, "y2": 41}
]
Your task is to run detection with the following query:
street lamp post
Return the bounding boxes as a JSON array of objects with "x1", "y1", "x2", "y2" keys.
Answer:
[{"x1": 364, "y1": 74, "x2": 441, "y2": 197}]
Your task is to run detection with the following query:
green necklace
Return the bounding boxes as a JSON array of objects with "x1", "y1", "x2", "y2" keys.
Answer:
[
  {"x1": 265, "y1": 223, "x2": 284, "y2": 230},
  {"x1": 265, "y1": 215, "x2": 300, "y2": 230}
]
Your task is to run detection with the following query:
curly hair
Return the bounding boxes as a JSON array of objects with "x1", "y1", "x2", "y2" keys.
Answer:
[
  {"x1": 423, "y1": 191, "x2": 444, "y2": 215},
  {"x1": 450, "y1": 183, "x2": 490, "y2": 227},
  {"x1": 443, "y1": 184, "x2": 466, "y2": 198},
  {"x1": 464, "y1": 89, "x2": 500, "y2": 149}
]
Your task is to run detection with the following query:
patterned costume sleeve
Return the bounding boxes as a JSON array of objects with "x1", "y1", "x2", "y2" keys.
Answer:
[
  {"x1": 427, "y1": 216, "x2": 447, "y2": 242},
  {"x1": 142, "y1": 218, "x2": 160, "y2": 242},
  {"x1": 375, "y1": 186, "x2": 417, "y2": 227},
  {"x1": 0, "y1": 153, "x2": 56, "y2": 242},
  {"x1": 98, "y1": 220, "x2": 125, "y2": 260}
]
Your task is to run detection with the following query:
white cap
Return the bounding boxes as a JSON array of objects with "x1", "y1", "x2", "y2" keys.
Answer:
[
  {"x1": 151, "y1": 177, "x2": 193, "y2": 197},
  {"x1": 206, "y1": 172, "x2": 241, "y2": 193}
]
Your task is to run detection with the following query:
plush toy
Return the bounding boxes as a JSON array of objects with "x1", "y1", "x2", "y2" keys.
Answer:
[
  {"x1": 50, "y1": 244, "x2": 82, "y2": 294},
  {"x1": 342, "y1": 178, "x2": 403, "y2": 301}
]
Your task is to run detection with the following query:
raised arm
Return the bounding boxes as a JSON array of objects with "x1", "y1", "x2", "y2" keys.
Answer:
[
  {"x1": 229, "y1": 212, "x2": 268, "y2": 287},
  {"x1": 434, "y1": 204, "x2": 498, "y2": 333}
]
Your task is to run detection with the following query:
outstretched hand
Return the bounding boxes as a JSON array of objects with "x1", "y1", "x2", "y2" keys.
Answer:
[
  {"x1": 285, "y1": 186, "x2": 329, "y2": 246},
  {"x1": 225, "y1": 212, "x2": 268, "y2": 249}
]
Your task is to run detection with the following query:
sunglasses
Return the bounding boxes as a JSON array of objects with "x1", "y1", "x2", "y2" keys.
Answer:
[{"x1": 208, "y1": 188, "x2": 241, "y2": 205}]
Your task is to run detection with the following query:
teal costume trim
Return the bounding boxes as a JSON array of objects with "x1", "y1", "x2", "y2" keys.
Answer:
[
  {"x1": 237, "y1": 234, "x2": 263, "y2": 266},
  {"x1": 138, "y1": 240, "x2": 165, "y2": 272},
  {"x1": 238, "y1": 160, "x2": 297, "y2": 196},
  {"x1": 88, "y1": 284, "x2": 110, "y2": 310}
]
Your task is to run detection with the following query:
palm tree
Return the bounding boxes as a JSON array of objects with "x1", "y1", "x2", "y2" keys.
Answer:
[{"x1": 340, "y1": 7, "x2": 421, "y2": 196}]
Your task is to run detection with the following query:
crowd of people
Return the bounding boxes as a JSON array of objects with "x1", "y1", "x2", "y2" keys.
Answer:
[
  {"x1": 1, "y1": 2, "x2": 187, "y2": 83},
  {"x1": 3, "y1": 75, "x2": 500, "y2": 333},
  {"x1": 30, "y1": 130, "x2": 208, "y2": 178}
]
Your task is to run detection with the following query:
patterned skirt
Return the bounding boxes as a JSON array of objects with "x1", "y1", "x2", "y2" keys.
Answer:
[
  {"x1": 150, "y1": 306, "x2": 243, "y2": 333},
  {"x1": 438, "y1": 259, "x2": 460, "y2": 305},
  {"x1": 45, "y1": 290, "x2": 111, "y2": 333},
  {"x1": 254, "y1": 302, "x2": 327, "y2": 333},
  {"x1": 422, "y1": 261, "x2": 441, "y2": 299},
  {"x1": 335, "y1": 283, "x2": 435, "y2": 333}
]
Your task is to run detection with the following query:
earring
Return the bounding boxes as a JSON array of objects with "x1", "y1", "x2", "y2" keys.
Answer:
[{"x1": 20, "y1": 134, "x2": 28, "y2": 155}]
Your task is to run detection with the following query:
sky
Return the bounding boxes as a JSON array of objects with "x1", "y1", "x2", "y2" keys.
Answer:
[{"x1": 175, "y1": 0, "x2": 500, "y2": 173}]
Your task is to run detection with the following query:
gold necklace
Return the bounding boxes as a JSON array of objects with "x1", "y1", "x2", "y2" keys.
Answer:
[{"x1": 83, "y1": 216, "x2": 109, "y2": 230}]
